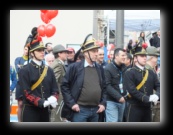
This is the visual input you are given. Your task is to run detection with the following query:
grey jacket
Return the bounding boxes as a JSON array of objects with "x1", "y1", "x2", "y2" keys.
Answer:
[{"x1": 50, "y1": 59, "x2": 66, "y2": 92}]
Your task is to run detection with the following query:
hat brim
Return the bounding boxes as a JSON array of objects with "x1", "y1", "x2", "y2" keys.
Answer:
[
  {"x1": 148, "y1": 53, "x2": 160, "y2": 56},
  {"x1": 30, "y1": 46, "x2": 47, "y2": 52},
  {"x1": 134, "y1": 52, "x2": 148, "y2": 55},
  {"x1": 82, "y1": 46, "x2": 100, "y2": 52},
  {"x1": 54, "y1": 50, "x2": 69, "y2": 53}
]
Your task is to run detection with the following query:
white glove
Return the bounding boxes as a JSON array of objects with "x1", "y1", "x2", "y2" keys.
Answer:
[
  {"x1": 50, "y1": 102, "x2": 58, "y2": 108},
  {"x1": 47, "y1": 96, "x2": 57, "y2": 104},
  {"x1": 149, "y1": 94, "x2": 159, "y2": 102},
  {"x1": 43, "y1": 100, "x2": 50, "y2": 108}
]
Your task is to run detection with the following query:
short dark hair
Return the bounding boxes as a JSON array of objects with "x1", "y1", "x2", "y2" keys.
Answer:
[
  {"x1": 113, "y1": 48, "x2": 125, "y2": 59},
  {"x1": 126, "y1": 53, "x2": 133, "y2": 63},
  {"x1": 45, "y1": 42, "x2": 52, "y2": 47}
]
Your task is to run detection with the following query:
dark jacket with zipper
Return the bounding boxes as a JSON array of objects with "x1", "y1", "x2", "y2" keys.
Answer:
[{"x1": 104, "y1": 61, "x2": 127, "y2": 102}]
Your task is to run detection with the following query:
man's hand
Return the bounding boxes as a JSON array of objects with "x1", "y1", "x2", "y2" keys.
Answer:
[
  {"x1": 119, "y1": 97, "x2": 126, "y2": 103},
  {"x1": 72, "y1": 104, "x2": 80, "y2": 112},
  {"x1": 97, "y1": 104, "x2": 105, "y2": 113}
]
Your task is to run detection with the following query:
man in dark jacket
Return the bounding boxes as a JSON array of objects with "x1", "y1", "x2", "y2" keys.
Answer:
[
  {"x1": 61, "y1": 34, "x2": 107, "y2": 122},
  {"x1": 104, "y1": 48, "x2": 127, "y2": 122},
  {"x1": 152, "y1": 31, "x2": 160, "y2": 48}
]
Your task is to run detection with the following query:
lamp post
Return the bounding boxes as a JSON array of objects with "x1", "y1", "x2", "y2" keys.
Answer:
[{"x1": 115, "y1": 10, "x2": 124, "y2": 48}]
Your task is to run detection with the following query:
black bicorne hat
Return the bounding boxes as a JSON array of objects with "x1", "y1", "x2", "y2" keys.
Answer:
[{"x1": 26, "y1": 36, "x2": 46, "y2": 52}]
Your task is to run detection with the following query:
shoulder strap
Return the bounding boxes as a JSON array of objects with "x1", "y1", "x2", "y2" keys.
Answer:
[
  {"x1": 136, "y1": 69, "x2": 148, "y2": 90},
  {"x1": 128, "y1": 69, "x2": 149, "y2": 98},
  {"x1": 31, "y1": 66, "x2": 48, "y2": 91}
]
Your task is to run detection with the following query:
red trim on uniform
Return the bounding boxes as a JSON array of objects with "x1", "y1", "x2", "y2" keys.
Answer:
[{"x1": 24, "y1": 90, "x2": 41, "y2": 106}]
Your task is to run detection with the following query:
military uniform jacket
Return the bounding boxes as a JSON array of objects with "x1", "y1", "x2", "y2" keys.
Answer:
[
  {"x1": 19, "y1": 60, "x2": 59, "y2": 108},
  {"x1": 50, "y1": 59, "x2": 66, "y2": 92},
  {"x1": 123, "y1": 65, "x2": 160, "y2": 107}
]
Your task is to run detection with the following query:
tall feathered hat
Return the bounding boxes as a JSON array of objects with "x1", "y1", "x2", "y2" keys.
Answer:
[
  {"x1": 73, "y1": 34, "x2": 100, "y2": 62},
  {"x1": 25, "y1": 27, "x2": 46, "y2": 52},
  {"x1": 26, "y1": 36, "x2": 46, "y2": 52},
  {"x1": 24, "y1": 27, "x2": 38, "y2": 47},
  {"x1": 130, "y1": 41, "x2": 148, "y2": 55},
  {"x1": 81, "y1": 34, "x2": 100, "y2": 52}
]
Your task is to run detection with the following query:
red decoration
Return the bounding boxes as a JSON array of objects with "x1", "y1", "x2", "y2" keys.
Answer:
[
  {"x1": 37, "y1": 36, "x2": 42, "y2": 41},
  {"x1": 96, "y1": 41, "x2": 104, "y2": 47},
  {"x1": 40, "y1": 12, "x2": 51, "y2": 24},
  {"x1": 142, "y1": 43, "x2": 148, "y2": 49},
  {"x1": 37, "y1": 25, "x2": 46, "y2": 37},
  {"x1": 40, "y1": 10, "x2": 48, "y2": 14},
  {"x1": 45, "y1": 24, "x2": 56, "y2": 37},
  {"x1": 107, "y1": 44, "x2": 115, "y2": 51},
  {"x1": 46, "y1": 10, "x2": 59, "y2": 20}
]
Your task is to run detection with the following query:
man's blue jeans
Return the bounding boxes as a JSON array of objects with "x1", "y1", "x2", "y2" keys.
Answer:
[
  {"x1": 72, "y1": 105, "x2": 99, "y2": 122},
  {"x1": 106, "y1": 101, "x2": 125, "y2": 122}
]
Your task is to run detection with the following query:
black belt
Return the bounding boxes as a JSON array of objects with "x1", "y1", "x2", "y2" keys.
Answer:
[{"x1": 79, "y1": 104, "x2": 98, "y2": 108}]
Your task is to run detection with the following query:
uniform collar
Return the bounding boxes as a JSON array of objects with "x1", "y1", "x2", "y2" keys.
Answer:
[
  {"x1": 136, "y1": 64, "x2": 145, "y2": 70},
  {"x1": 31, "y1": 60, "x2": 44, "y2": 68},
  {"x1": 33, "y1": 59, "x2": 42, "y2": 66}
]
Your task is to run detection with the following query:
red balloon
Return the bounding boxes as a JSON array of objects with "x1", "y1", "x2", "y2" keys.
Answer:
[
  {"x1": 45, "y1": 24, "x2": 56, "y2": 37},
  {"x1": 37, "y1": 25, "x2": 46, "y2": 37},
  {"x1": 107, "y1": 44, "x2": 115, "y2": 51},
  {"x1": 40, "y1": 10, "x2": 48, "y2": 14},
  {"x1": 96, "y1": 41, "x2": 104, "y2": 47},
  {"x1": 142, "y1": 42, "x2": 148, "y2": 49},
  {"x1": 46, "y1": 10, "x2": 59, "y2": 20},
  {"x1": 40, "y1": 12, "x2": 51, "y2": 24}
]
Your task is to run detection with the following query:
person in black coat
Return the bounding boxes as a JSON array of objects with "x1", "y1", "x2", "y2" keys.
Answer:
[
  {"x1": 61, "y1": 34, "x2": 107, "y2": 122},
  {"x1": 104, "y1": 48, "x2": 127, "y2": 122},
  {"x1": 152, "y1": 32, "x2": 160, "y2": 48},
  {"x1": 19, "y1": 36, "x2": 59, "y2": 122},
  {"x1": 123, "y1": 44, "x2": 160, "y2": 122}
]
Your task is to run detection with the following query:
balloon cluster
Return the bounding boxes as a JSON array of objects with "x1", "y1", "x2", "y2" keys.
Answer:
[{"x1": 37, "y1": 10, "x2": 59, "y2": 38}]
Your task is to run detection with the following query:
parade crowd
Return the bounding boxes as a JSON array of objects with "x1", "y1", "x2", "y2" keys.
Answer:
[{"x1": 10, "y1": 27, "x2": 160, "y2": 122}]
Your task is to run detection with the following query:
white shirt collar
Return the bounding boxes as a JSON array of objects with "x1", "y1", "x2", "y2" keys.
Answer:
[
  {"x1": 136, "y1": 64, "x2": 145, "y2": 70},
  {"x1": 84, "y1": 59, "x2": 94, "y2": 67},
  {"x1": 33, "y1": 59, "x2": 42, "y2": 66}
]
